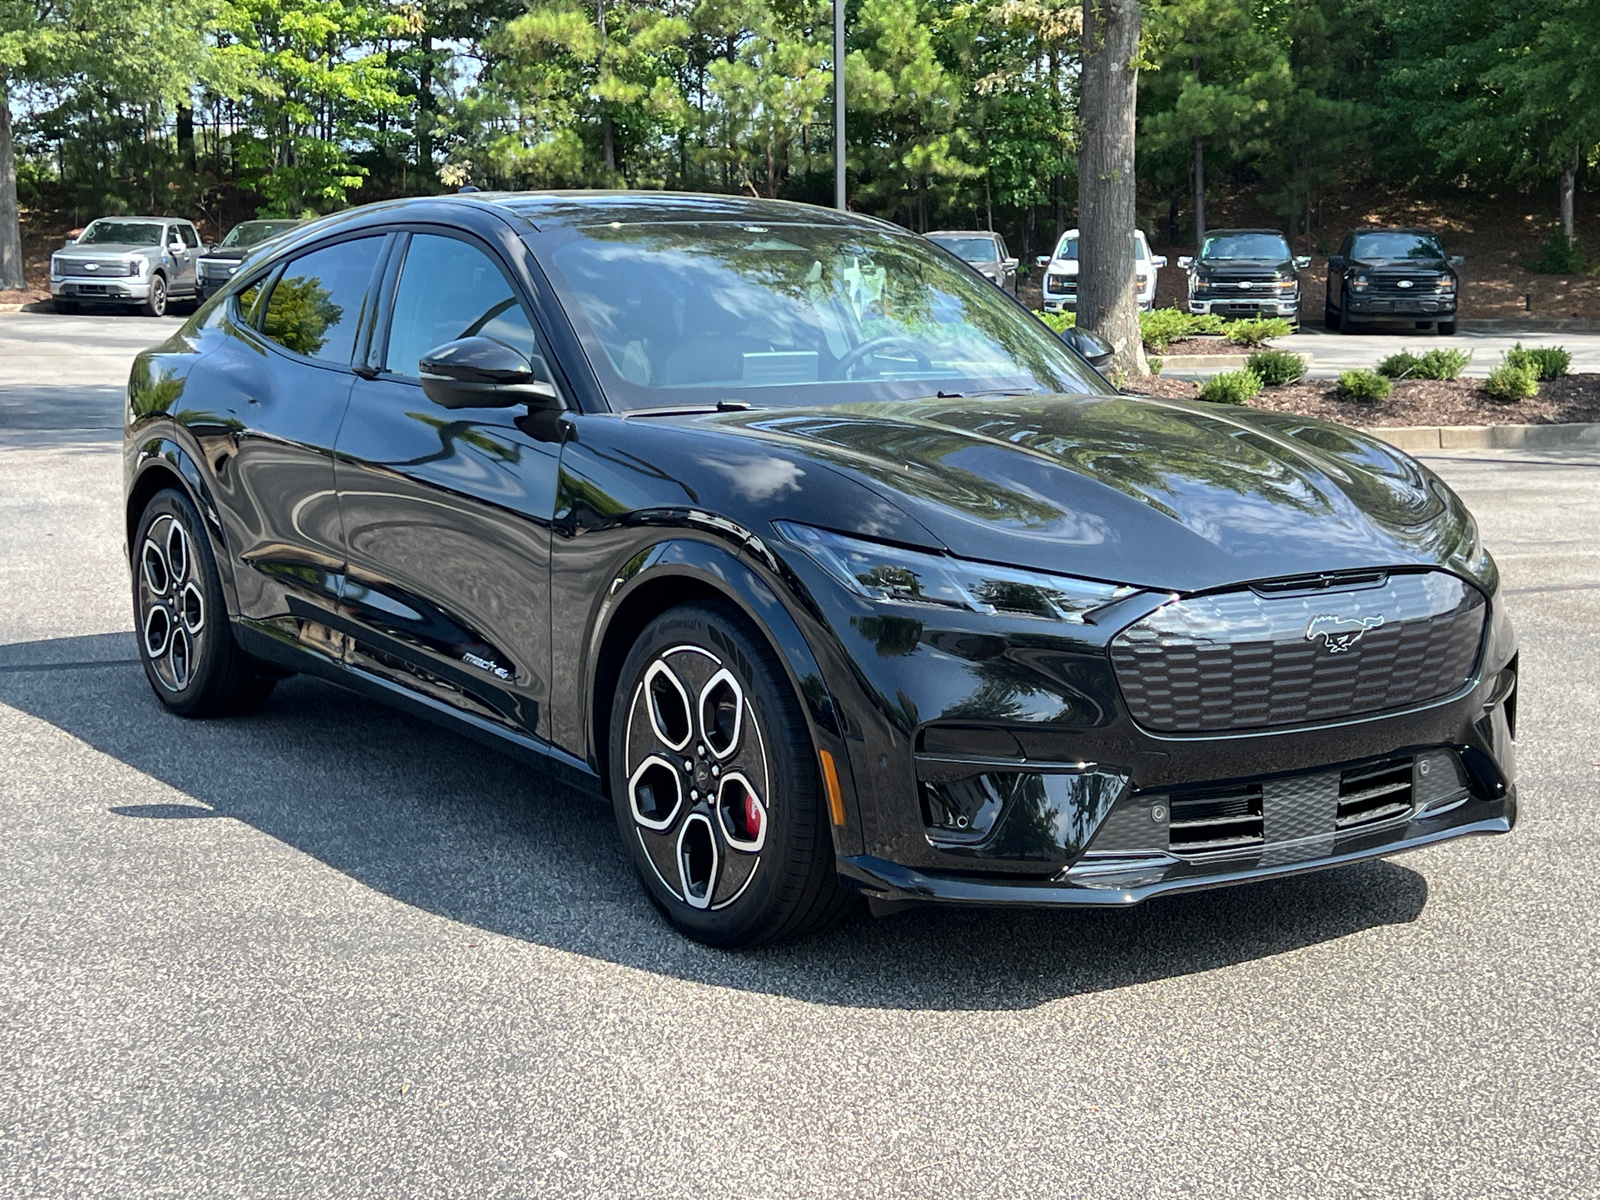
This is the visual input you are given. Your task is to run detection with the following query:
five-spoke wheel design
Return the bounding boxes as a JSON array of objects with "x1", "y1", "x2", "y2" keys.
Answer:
[
  {"x1": 623, "y1": 645, "x2": 771, "y2": 910},
  {"x1": 137, "y1": 512, "x2": 206, "y2": 692}
]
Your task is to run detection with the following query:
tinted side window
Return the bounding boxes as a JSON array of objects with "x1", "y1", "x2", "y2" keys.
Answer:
[
  {"x1": 179, "y1": 225, "x2": 200, "y2": 248},
  {"x1": 383, "y1": 234, "x2": 537, "y2": 378},
  {"x1": 261, "y1": 238, "x2": 384, "y2": 365}
]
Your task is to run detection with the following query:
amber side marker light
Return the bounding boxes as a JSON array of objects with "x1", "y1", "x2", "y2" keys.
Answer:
[{"x1": 820, "y1": 750, "x2": 847, "y2": 825}]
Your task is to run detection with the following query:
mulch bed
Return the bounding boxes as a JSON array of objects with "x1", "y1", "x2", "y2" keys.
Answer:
[
  {"x1": 0, "y1": 287, "x2": 50, "y2": 306},
  {"x1": 1155, "y1": 336, "x2": 1245, "y2": 356},
  {"x1": 1133, "y1": 373, "x2": 1600, "y2": 426}
]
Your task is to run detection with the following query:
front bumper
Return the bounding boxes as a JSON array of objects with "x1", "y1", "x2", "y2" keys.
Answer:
[
  {"x1": 840, "y1": 796, "x2": 1511, "y2": 907},
  {"x1": 1189, "y1": 295, "x2": 1299, "y2": 318},
  {"x1": 1346, "y1": 295, "x2": 1456, "y2": 317},
  {"x1": 50, "y1": 277, "x2": 152, "y2": 301}
]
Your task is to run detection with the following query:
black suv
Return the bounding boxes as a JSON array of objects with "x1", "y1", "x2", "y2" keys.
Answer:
[
  {"x1": 1325, "y1": 229, "x2": 1463, "y2": 335},
  {"x1": 1178, "y1": 229, "x2": 1310, "y2": 323}
]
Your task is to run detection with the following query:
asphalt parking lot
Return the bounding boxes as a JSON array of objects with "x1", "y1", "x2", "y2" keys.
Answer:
[
  {"x1": 1280, "y1": 324, "x2": 1600, "y2": 379},
  {"x1": 3, "y1": 310, "x2": 1599, "y2": 1198}
]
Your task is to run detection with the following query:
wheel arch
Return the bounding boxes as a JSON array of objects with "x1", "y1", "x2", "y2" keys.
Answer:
[
  {"x1": 126, "y1": 439, "x2": 238, "y2": 614},
  {"x1": 583, "y1": 538, "x2": 857, "y2": 841}
]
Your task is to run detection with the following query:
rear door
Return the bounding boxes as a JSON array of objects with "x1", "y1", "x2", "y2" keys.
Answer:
[
  {"x1": 218, "y1": 235, "x2": 388, "y2": 656},
  {"x1": 333, "y1": 228, "x2": 563, "y2": 738},
  {"x1": 174, "y1": 224, "x2": 202, "y2": 295}
]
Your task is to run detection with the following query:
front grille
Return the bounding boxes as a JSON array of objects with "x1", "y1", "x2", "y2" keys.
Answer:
[
  {"x1": 1337, "y1": 758, "x2": 1413, "y2": 829},
  {"x1": 57, "y1": 259, "x2": 132, "y2": 277},
  {"x1": 1366, "y1": 274, "x2": 1442, "y2": 296},
  {"x1": 1168, "y1": 784, "x2": 1264, "y2": 854},
  {"x1": 1111, "y1": 570, "x2": 1486, "y2": 734}
]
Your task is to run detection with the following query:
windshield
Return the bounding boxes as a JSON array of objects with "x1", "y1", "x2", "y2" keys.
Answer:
[
  {"x1": 928, "y1": 235, "x2": 999, "y2": 263},
  {"x1": 221, "y1": 220, "x2": 300, "y2": 248},
  {"x1": 1200, "y1": 233, "x2": 1290, "y2": 262},
  {"x1": 1351, "y1": 232, "x2": 1444, "y2": 261},
  {"x1": 1053, "y1": 234, "x2": 1147, "y2": 261},
  {"x1": 545, "y1": 222, "x2": 1109, "y2": 411},
  {"x1": 78, "y1": 221, "x2": 163, "y2": 247}
]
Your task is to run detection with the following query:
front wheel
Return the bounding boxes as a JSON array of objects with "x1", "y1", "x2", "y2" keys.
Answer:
[
  {"x1": 1338, "y1": 303, "x2": 1359, "y2": 335},
  {"x1": 609, "y1": 601, "x2": 855, "y2": 947},
  {"x1": 133, "y1": 488, "x2": 277, "y2": 716},
  {"x1": 141, "y1": 274, "x2": 168, "y2": 318},
  {"x1": 53, "y1": 298, "x2": 79, "y2": 315},
  {"x1": 1438, "y1": 319, "x2": 1458, "y2": 335}
]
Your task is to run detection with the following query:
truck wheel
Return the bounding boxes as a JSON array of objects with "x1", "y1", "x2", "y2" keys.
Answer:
[
  {"x1": 1438, "y1": 319, "x2": 1457, "y2": 335},
  {"x1": 141, "y1": 274, "x2": 168, "y2": 318}
]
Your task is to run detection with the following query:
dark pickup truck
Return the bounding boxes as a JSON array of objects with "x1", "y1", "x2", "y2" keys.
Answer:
[{"x1": 1325, "y1": 229, "x2": 1464, "y2": 335}]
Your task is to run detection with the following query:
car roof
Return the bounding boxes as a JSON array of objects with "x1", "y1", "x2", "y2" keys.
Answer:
[
  {"x1": 1349, "y1": 227, "x2": 1440, "y2": 236},
  {"x1": 88, "y1": 215, "x2": 190, "y2": 224},
  {"x1": 926, "y1": 230, "x2": 1000, "y2": 237},
  {"x1": 470, "y1": 190, "x2": 903, "y2": 233},
  {"x1": 1203, "y1": 228, "x2": 1287, "y2": 236}
]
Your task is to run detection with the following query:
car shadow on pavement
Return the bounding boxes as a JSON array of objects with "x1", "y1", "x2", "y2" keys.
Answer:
[{"x1": 1, "y1": 632, "x2": 1431, "y2": 1012}]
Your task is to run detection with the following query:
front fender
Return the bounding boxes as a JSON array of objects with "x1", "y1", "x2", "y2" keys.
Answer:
[{"x1": 579, "y1": 534, "x2": 867, "y2": 855}]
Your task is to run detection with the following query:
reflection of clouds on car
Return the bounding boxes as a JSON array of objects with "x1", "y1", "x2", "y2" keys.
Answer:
[{"x1": 702, "y1": 455, "x2": 806, "y2": 502}]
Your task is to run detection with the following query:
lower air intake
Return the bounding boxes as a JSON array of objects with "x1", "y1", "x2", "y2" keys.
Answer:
[
  {"x1": 1168, "y1": 785, "x2": 1264, "y2": 855},
  {"x1": 1337, "y1": 758, "x2": 1414, "y2": 829}
]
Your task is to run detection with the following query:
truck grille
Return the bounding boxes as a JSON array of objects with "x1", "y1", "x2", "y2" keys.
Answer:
[
  {"x1": 1110, "y1": 570, "x2": 1485, "y2": 734},
  {"x1": 57, "y1": 259, "x2": 132, "y2": 276},
  {"x1": 1366, "y1": 274, "x2": 1442, "y2": 296}
]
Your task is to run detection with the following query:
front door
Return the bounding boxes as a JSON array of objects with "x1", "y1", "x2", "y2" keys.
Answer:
[{"x1": 334, "y1": 230, "x2": 563, "y2": 738}]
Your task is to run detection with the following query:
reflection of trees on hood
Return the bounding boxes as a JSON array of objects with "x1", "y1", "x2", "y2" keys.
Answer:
[
  {"x1": 263, "y1": 276, "x2": 342, "y2": 358},
  {"x1": 128, "y1": 359, "x2": 188, "y2": 418}
]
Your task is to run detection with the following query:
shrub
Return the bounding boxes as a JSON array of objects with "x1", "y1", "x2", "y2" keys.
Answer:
[
  {"x1": 1527, "y1": 232, "x2": 1588, "y2": 274},
  {"x1": 1377, "y1": 350, "x2": 1423, "y2": 379},
  {"x1": 1223, "y1": 317, "x2": 1294, "y2": 347},
  {"x1": 1416, "y1": 348, "x2": 1473, "y2": 380},
  {"x1": 1336, "y1": 369, "x2": 1393, "y2": 401},
  {"x1": 1035, "y1": 310, "x2": 1076, "y2": 334},
  {"x1": 1483, "y1": 361, "x2": 1539, "y2": 402},
  {"x1": 1139, "y1": 307, "x2": 1225, "y2": 351},
  {"x1": 1199, "y1": 369, "x2": 1263, "y2": 404},
  {"x1": 1246, "y1": 348, "x2": 1307, "y2": 386},
  {"x1": 1505, "y1": 341, "x2": 1570, "y2": 381}
]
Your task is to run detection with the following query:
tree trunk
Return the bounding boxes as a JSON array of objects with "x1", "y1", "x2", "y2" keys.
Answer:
[
  {"x1": 598, "y1": 0, "x2": 616, "y2": 180},
  {"x1": 177, "y1": 105, "x2": 197, "y2": 172},
  {"x1": 1561, "y1": 143, "x2": 1578, "y2": 245},
  {"x1": 1193, "y1": 138, "x2": 1206, "y2": 248},
  {"x1": 418, "y1": 31, "x2": 435, "y2": 174},
  {"x1": 1078, "y1": 0, "x2": 1146, "y2": 377},
  {"x1": 0, "y1": 81, "x2": 25, "y2": 291}
]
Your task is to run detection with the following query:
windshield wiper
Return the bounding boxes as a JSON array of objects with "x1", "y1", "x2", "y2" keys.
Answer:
[{"x1": 933, "y1": 388, "x2": 1040, "y2": 399}]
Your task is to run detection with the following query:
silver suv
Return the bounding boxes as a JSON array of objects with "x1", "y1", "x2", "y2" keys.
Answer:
[{"x1": 50, "y1": 217, "x2": 202, "y2": 317}]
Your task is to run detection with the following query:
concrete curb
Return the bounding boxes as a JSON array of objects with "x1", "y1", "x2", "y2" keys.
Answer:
[
  {"x1": 1157, "y1": 351, "x2": 1313, "y2": 373},
  {"x1": 1363, "y1": 421, "x2": 1600, "y2": 451},
  {"x1": 0, "y1": 304, "x2": 24, "y2": 313},
  {"x1": 1459, "y1": 318, "x2": 1600, "y2": 334}
]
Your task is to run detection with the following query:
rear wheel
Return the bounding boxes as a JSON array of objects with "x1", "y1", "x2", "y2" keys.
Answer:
[
  {"x1": 609, "y1": 600, "x2": 855, "y2": 947},
  {"x1": 141, "y1": 274, "x2": 168, "y2": 318},
  {"x1": 133, "y1": 488, "x2": 277, "y2": 717}
]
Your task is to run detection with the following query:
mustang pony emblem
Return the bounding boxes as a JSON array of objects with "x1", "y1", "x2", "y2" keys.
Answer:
[{"x1": 1304, "y1": 613, "x2": 1384, "y2": 653}]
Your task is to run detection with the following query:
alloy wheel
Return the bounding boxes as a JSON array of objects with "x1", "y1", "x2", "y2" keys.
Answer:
[
  {"x1": 137, "y1": 512, "x2": 205, "y2": 692},
  {"x1": 622, "y1": 644, "x2": 771, "y2": 910}
]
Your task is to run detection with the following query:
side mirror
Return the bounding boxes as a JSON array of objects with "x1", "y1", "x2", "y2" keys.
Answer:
[
  {"x1": 1294, "y1": 255, "x2": 1312, "y2": 269},
  {"x1": 1060, "y1": 327, "x2": 1115, "y2": 369},
  {"x1": 1002, "y1": 257, "x2": 1018, "y2": 270},
  {"x1": 419, "y1": 337, "x2": 561, "y2": 411},
  {"x1": 1036, "y1": 255, "x2": 1050, "y2": 268},
  {"x1": 1328, "y1": 255, "x2": 1346, "y2": 270},
  {"x1": 1177, "y1": 255, "x2": 1194, "y2": 269},
  {"x1": 1449, "y1": 255, "x2": 1465, "y2": 267},
  {"x1": 168, "y1": 242, "x2": 186, "y2": 255},
  {"x1": 1150, "y1": 255, "x2": 1168, "y2": 268}
]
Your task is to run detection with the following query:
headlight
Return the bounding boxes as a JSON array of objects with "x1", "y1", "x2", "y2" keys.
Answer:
[
  {"x1": 1193, "y1": 276, "x2": 1213, "y2": 294},
  {"x1": 1431, "y1": 480, "x2": 1495, "y2": 588},
  {"x1": 1349, "y1": 275, "x2": 1370, "y2": 292},
  {"x1": 1437, "y1": 278, "x2": 1456, "y2": 293},
  {"x1": 774, "y1": 522, "x2": 1134, "y2": 622},
  {"x1": 1275, "y1": 279, "x2": 1296, "y2": 292},
  {"x1": 50, "y1": 256, "x2": 63, "y2": 276}
]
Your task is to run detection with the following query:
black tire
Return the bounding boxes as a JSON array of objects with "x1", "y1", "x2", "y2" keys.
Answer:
[
  {"x1": 141, "y1": 273, "x2": 168, "y2": 318},
  {"x1": 609, "y1": 600, "x2": 856, "y2": 947},
  {"x1": 132, "y1": 488, "x2": 277, "y2": 717},
  {"x1": 1323, "y1": 304, "x2": 1337, "y2": 331},
  {"x1": 53, "y1": 298, "x2": 79, "y2": 315},
  {"x1": 1438, "y1": 319, "x2": 1457, "y2": 335},
  {"x1": 1338, "y1": 302, "x2": 1359, "y2": 335}
]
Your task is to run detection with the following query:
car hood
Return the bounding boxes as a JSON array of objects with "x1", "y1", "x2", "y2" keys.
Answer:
[
  {"x1": 1196, "y1": 258, "x2": 1292, "y2": 274},
  {"x1": 58, "y1": 243, "x2": 150, "y2": 257},
  {"x1": 202, "y1": 247, "x2": 252, "y2": 261},
  {"x1": 1348, "y1": 256, "x2": 1449, "y2": 271},
  {"x1": 712, "y1": 394, "x2": 1463, "y2": 594}
]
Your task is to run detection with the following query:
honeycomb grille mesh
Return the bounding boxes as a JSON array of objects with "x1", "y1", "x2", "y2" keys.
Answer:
[{"x1": 1111, "y1": 571, "x2": 1485, "y2": 733}]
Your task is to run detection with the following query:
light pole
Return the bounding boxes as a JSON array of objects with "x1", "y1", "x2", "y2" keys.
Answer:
[{"x1": 833, "y1": 0, "x2": 846, "y2": 210}]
